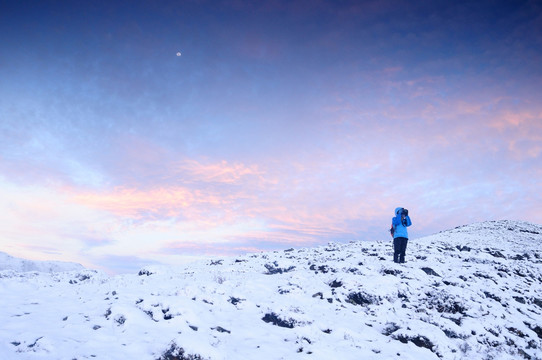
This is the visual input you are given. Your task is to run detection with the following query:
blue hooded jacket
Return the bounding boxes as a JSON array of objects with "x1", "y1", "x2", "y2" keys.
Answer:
[{"x1": 392, "y1": 207, "x2": 412, "y2": 239}]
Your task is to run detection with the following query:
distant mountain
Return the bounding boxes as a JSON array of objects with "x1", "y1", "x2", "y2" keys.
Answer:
[
  {"x1": 0, "y1": 220, "x2": 541, "y2": 359},
  {"x1": 0, "y1": 251, "x2": 84, "y2": 273}
]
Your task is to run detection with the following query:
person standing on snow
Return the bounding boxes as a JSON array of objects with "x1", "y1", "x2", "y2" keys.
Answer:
[{"x1": 390, "y1": 207, "x2": 412, "y2": 263}]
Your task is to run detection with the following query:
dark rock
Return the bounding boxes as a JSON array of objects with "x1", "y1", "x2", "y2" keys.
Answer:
[
  {"x1": 421, "y1": 267, "x2": 441, "y2": 277},
  {"x1": 138, "y1": 269, "x2": 153, "y2": 276},
  {"x1": 262, "y1": 312, "x2": 296, "y2": 328},
  {"x1": 212, "y1": 326, "x2": 231, "y2": 334},
  {"x1": 487, "y1": 328, "x2": 500, "y2": 337},
  {"x1": 518, "y1": 349, "x2": 532, "y2": 359},
  {"x1": 531, "y1": 325, "x2": 542, "y2": 339},
  {"x1": 329, "y1": 280, "x2": 343, "y2": 288},
  {"x1": 425, "y1": 292, "x2": 467, "y2": 315},
  {"x1": 514, "y1": 296, "x2": 526, "y2": 304},
  {"x1": 511, "y1": 254, "x2": 529, "y2": 261},
  {"x1": 312, "y1": 292, "x2": 324, "y2": 299},
  {"x1": 382, "y1": 322, "x2": 400, "y2": 336},
  {"x1": 346, "y1": 292, "x2": 380, "y2": 306},
  {"x1": 229, "y1": 297, "x2": 244, "y2": 305},
  {"x1": 484, "y1": 248, "x2": 506, "y2": 259},
  {"x1": 143, "y1": 310, "x2": 158, "y2": 322},
  {"x1": 474, "y1": 272, "x2": 496, "y2": 283},
  {"x1": 318, "y1": 265, "x2": 330, "y2": 273},
  {"x1": 210, "y1": 260, "x2": 223, "y2": 266},
  {"x1": 443, "y1": 329, "x2": 460, "y2": 339},
  {"x1": 264, "y1": 264, "x2": 296, "y2": 275},
  {"x1": 393, "y1": 334, "x2": 435, "y2": 351},
  {"x1": 156, "y1": 342, "x2": 205, "y2": 360},
  {"x1": 27, "y1": 337, "x2": 43, "y2": 348},
  {"x1": 116, "y1": 315, "x2": 126, "y2": 325},
  {"x1": 507, "y1": 327, "x2": 527, "y2": 338},
  {"x1": 75, "y1": 274, "x2": 90, "y2": 282},
  {"x1": 484, "y1": 292, "x2": 502, "y2": 303},
  {"x1": 382, "y1": 268, "x2": 402, "y2": 276},
  {"x1": 439, "y1": 301, "x2": 466, "y2": 315},
  {"x1": 456, "y1": 245, "x2": 472, "y2": 252},
  {"x1": 443, "y1": 316, "x2": 462, "y2": 326}
]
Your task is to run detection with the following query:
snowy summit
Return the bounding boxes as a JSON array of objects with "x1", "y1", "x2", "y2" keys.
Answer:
[
  {"x1": 0, "y1": 252, "x2": 83, "y2": 273},
  {"x1": 1, "y1": 220, "x2": 541, "y2": 359}
]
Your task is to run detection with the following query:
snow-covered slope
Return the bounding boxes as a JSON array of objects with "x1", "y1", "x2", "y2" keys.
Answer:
[
  {"x1": 0, "y1": 251, "x2": 84, "y2": 273},
  {"x1": 0, "y1": 220, "x2": 541, "y2": 359}
]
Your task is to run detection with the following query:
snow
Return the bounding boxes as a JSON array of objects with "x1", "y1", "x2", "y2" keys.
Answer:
[
  {"x1": 1, "y1": 220, "x2": 541, "y2": 359},
  {"x1": 0, "y1": 251, "x2": 84, "y2": 273}
]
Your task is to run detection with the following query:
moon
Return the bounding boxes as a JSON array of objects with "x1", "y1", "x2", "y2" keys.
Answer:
[{"x1": 176, "y1": 51, "x2": 182, "y2": 57}]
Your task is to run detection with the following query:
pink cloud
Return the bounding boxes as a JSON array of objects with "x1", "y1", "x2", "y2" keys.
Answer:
[
  {"x1": 70, "y1": 158, "x2": 269, "y2": 222},
  {"x1": 175, "y1": 159, "x2": 266, "y2": 184},
  {"x1": 73, "y1": 186, "x2": 198, "y2": 218},
  {"x1": 488, "y1": 110, "x2": 542, "y2": 159}
]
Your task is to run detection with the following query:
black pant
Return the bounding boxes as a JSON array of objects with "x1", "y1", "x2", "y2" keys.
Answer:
[{"x1": 394, "y1": 237, "x2": 408, "y2": 263}]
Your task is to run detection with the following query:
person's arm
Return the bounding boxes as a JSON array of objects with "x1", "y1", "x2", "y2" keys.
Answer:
[{"x1": 406, "y1": 216, "x2": 412, "y2": 227}]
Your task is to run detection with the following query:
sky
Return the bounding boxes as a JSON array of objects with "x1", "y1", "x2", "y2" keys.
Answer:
[{"x1": 1, "y1": 0, "x2": 541, "y2": 274}]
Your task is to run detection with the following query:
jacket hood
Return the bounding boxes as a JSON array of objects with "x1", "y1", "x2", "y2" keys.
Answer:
[{"x1": 395, "y1": 207, "x2": 403, "y2": 216}]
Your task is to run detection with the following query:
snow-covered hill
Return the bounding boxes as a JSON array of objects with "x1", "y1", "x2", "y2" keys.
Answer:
[
  {"x1": 0, "y1": 251, "x2": 84, "y2": 273},
  {"x1": 0, "y1": 220, "x2": 541, "y2": 359}
]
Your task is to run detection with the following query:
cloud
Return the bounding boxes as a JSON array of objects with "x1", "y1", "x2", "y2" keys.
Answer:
[
  {"x1": 175, "y1": 159, "x2": 265, "y2": 184},
  {"x1": 488, "y1": 110, "x2": 542, "y2": 160},
  {"x1": 0, "y1": 178, "x2": 113, "y2": 268},
  {"x1": 71, "y1": 158, "x2": 266, "y2": 222}
]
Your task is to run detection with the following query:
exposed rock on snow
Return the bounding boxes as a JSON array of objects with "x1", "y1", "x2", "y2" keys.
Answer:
[{"x1": 0, "y1": 220, "x2": 541, "y2": 359}]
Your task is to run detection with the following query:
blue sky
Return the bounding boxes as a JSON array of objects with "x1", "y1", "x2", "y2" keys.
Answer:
[{"x1": 1, "y1": 0, "x2": 541, "y2": 273}]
